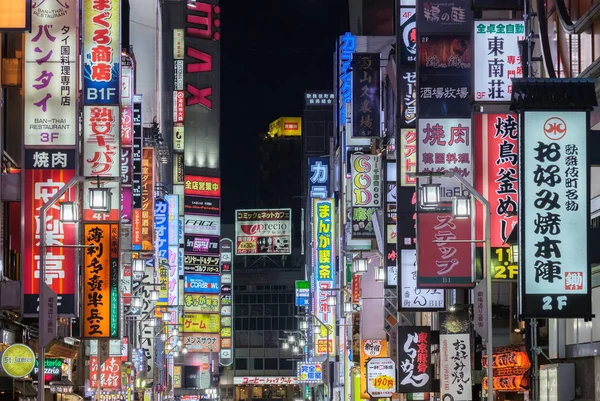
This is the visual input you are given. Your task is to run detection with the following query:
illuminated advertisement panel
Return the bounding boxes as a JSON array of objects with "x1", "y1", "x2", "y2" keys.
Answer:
[
  {"x1": 234, "y1": 209, "x2": 292, "y2": 255},
  {"x1": 312, "y1": 198, "x2": 336, "y2": 357},
  {"x1": 23, "y1": 149, "x2": 77, "y2": 316},
  {"x1": 24, "y1": 0, "x2": 76, "y2": 146},
  {"x1": 141, "y1": 148, "x2": 155, "y2": 250},
  {"x1": 83, "y1": 0, "x2": 120, "y2": 104}
]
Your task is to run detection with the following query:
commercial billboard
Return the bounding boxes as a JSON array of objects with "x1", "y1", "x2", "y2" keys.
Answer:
[
  {"x1": 399, "y1": 129, "x2": 417, "y2": 186},
  {"x1": 83, "y1": 0, "x2": 120, "y2": 104},
  {"x1": 366, "y1": 358, "x2": 396, "y2": 398},
  {"x1": 475, "y1": 114, "x2": 519, "y2": 247},
  {"x1": 184, "y1": 175, "x2": 221, "y2": 198},
  {"x1": 400, "y1": 250, "x2": 445, "y2": 310},
  {"x1": 417, "y1": 118, "x2": 473, "y2": 208},
  {"x1": 474, "y1": 21, "x2": 524, "y2": 102},
  {"x1": 141, "y1": 148, "x2": 155, "y2": 250},
  {"x1": 308, "y1": 156, "x2": 330, "y2": 199},
  {"x1": 359, "y1": 340, "x2": 387, "y2": 398},
  {"x1": 313, "y1": 199, "x2": 336, "y2": 357},
  {"x1": 83, "y1": 223, "x2": 119, "y2": 338},
  {"x1": 184, "y1": 274, "x2": 221, "y2": 294},
  {"x1": 352, "y1": 53, "x2": 381, "y2": 137},
  {"x1": 416, "y1": 0, "x2": 473, "y2": 34},
  {"x1": 520, "y1": 111, "x2": 591, "y2": 318},
  {"x1": 24, "y1": 0, "x2": 76, "y2": 146},
  {"x1": 268, "y1": 117, "x2": 302, "y2": 137},
  {"x1": 182, "y1": 313, "x2": 220, "y2": 333},
  {"x1": 439, "y1": 311, "x2": 472, "y2": 400},
  {"x1": 417, "y1": 213, "x2": 474, "y2": 288},
  {"x1": 235, "y1": 209, "x2": 292, "y2": 255},
  {"x1": 350, "y1": 154, "x2": 382, "y2": 207},
  {"x1": 23, "y1": 149, "x2": 77, "y2": 316},
  {"x1": 219, "y1": 238, "x2": 234, "y2": 366},
  {"x1": 183, "y1": 334, "x2": 220, "y2": 352},
  {"x1": 185, "y1": 214, "x2": 221, "y2": 236},
  {"x1": 183, "y1": 294, "x2": 220, "y2": 313},
  {"x1": 397, "y1": 326, "x2": 432, "y2": 393},
  {"x1": 337, "y1": 32, "x2": 356, "y2": 127}
]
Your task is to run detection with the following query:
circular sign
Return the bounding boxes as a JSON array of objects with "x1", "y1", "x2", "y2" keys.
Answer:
[
  {"x1": 543, "y1": 117, "x2": 567, "y2": 140},
  {"x1": 1, "y1": 344, "x2": 36, "y2": 378}
]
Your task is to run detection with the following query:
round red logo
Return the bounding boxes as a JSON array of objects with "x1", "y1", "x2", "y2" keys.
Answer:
[{"x1": 543, "y1": 117, "x2": 567, "y2": 140}]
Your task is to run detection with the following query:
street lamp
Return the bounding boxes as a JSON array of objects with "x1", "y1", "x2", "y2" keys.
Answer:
[
  {"x1": 326, "y1": 295, "x2": 337, "y2": 307},
  {"x1": 411, "y1": 171, "x2": 494, "y2": 401},
  {"x1": 452, "y1": 195, "x2": 471, "y2": 219},
  {"x1": 288, "y1": 334, "x2": 296, "y2": 344},
  {"x1": 88, "y1": 177, "x2": 112, "y2": 212},
  {"x1": 375, "y1": 266, "x2": 385, "y2": 282},
  {"x1": 510, "y1": 243, "x2": 519, "y2": 264},
  {"x1": 132, "y1": 258, "x2": 146, "y2": 273},
  {"x1": 351, "y1": 253, "x2": 368, "y2": 274},
  {"x1": 59, "y1": 201, "x2": 78, "y2": 223},
  {"x1": 299, "y1": 319, "x2": 308, "y2": 331},
  {"x1": 282, "y1": 341, "x2": 289, "y2": 350}
]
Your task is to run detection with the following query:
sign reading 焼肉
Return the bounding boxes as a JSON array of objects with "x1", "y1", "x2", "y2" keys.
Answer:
[
  {"x1": 520, "y1": 111, "x2": 590, "y2": 318},
  {"x1": 235, "y1": 209, "x2": 292, "y2": 255}
]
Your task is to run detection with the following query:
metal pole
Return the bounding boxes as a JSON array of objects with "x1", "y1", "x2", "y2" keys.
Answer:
[{"x1": 441, "y1": 171, "x2": 494, "y2": 401}]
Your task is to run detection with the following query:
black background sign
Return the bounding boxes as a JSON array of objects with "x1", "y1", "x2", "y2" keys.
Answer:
[{"x1": 397, "y1": 326, "x2": 432, "y2": 393}]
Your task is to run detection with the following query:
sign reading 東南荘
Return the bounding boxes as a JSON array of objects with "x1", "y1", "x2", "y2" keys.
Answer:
[
  {"x1": 474, "y1": 21, "x2": 524, "y2": 102},
  {"x1": 520, "y1": 111, "x2": 590, "y2": 318}
]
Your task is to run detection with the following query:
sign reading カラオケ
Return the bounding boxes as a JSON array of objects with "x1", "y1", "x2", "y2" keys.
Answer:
[{"x1": 520, "y1": 111, "x2": 590, "y2": 318}]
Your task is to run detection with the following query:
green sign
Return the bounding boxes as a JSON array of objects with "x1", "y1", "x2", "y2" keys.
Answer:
[
  {"x1": 1, "y1": 344, "x2": 36, "y2": 378},
  {"x1": 295, "y1": 280, "x2": 310, "y2": 307}
]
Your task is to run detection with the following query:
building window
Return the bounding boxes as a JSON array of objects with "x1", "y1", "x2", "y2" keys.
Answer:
[
  {"x1": 279, "y1": 359, "x2": 293, "y2": 370},
  {"x1": 235, "y1": 358, "x2": 248, "y2": 370},
  {"x1": 265, "y1": 358, "x2": 278, "y2": 370},
  {"x1": 253, "y1": 358, "x2": 263, "y2": 370}
]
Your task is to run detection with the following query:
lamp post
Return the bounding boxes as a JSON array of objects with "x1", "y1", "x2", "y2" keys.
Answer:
[
  {"x1": 38, "y1": 176, "x2": 113, "y2": 401},
  {"x1": 411, "y1": 171, "x2": 494, "y2": 401},
  {"x1": 302, "y1": 313, "x2": 332, "y2": 396}
]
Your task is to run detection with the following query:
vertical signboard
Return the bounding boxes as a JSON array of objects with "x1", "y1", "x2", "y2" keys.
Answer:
[
  {"x1": 352, "y1": 53, "x2": 381, "y2": 137},
  {"x1": 219, "y1": 238, "x2": 233, "y2": 366},
  {"x1": 475, "y1": 114, "x2": 519, "y2": 247},
  {"x1": 474, "y1": 21, "x2": 524, "y2": 102},
  {"x1": 399, "y1": 250, "x2": 445, "y2": 310},
  {"x1": 359, "y1": 340, "x2": 387, "y2": 398},
  {"x1": 308, "y1": 156, "x2": 330, "y2": 199},
  {"x1": 399, "y1": 8, "x2": 416, "y2": 65},
  {"x1": 399, "y1": 129, "x2": 417, "y2": 186},
  {"x1": 141, "y1": 148, "x2": 155, "y2": 251},
  {"x1": 338, "y1": 32, "x2": 356, "y2": 128},
  {"x1": 132, "y1": 96, "x2": 143, "y2": 249},
  {"x1": 155, "y1": 199, "x2": 169, "y2": 304},
  {"x1": 520, "y1": 111, "x2": 590, "y2": 318},
  {"x1": 350, "y1": 154, "x2": 382, "y2": 207},
  {"x1": 24, "y1": 0, "x2": 77, "y2": 146},
  {"x1": 83, "y1": 0, "x2": 120, "y2": 104},
  {"x1": 439, "y1": 311, "x2": 472, "y2": 400},
  {"x1": 23, "y1": 149, "x2": 77, "y2": 316},
  {"x1": 417, "y1": 213, "x2": 474, "y2": 288},
  {"x1": 417, "y1": 118, "x2": 473, "y2": 207},
  {"x1": 83, "y1": 223, "x2": 119, "y2": 338},
  {"x1": 397, "y1": 326, "x2": 432, "y2": 393},
  {"x1": 313, "y1": 199, "x2": 336, "y2": 357}
]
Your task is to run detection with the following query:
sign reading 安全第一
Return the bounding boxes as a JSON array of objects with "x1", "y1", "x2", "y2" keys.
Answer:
[
  {"x1": 520, "y1": 111, "x2": 591, "y2": 318},
  {"x1": 235, "y1": 209, "x2": 292, "y2": 255}
]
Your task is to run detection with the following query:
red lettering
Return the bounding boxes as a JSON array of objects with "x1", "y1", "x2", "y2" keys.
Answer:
[
  {"x1": 92, "y1": 11, "x2": 110, "y2": 28},
  {"x1": 186, "y1": 48, "x2": 212, "y2": 73},
  {"x1": 186, "y1": 2, "x2": 212, "y2": 39},
  {"x1": 186, "y1": 85, "x2": 212, "y2": 109}
]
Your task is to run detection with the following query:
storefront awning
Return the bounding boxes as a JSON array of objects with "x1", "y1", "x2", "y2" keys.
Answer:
[{"x1": 13, "y1": 381, "x2": 37, "y2": 397}]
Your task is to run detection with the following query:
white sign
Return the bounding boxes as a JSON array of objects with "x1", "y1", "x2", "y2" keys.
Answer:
[
  {"x1": 474, "y1": 21, "x2": 525, "y2": 102},
  {"x1": 366, "y1": 357, "x2": 396, "y2": 398},
  {"x1": 83, "y1": 106, "x2": 121, "y2": 177},
  {"x1": 351, "y1": 154, "x2": 383, "y2": 207},
  {"x1": 417, "y1": 118, "x2": 473, "y2": 206},
  {"x1": 39, "y1": 284, "x2": 57, "y2": 348},
  {"x1": 440, "y1": 333, "x2": 472, "y2": 400},
  {"x1": 400, "y1": 250, "x2": 445, "y2": 310},
  {"x1": 185, "y1": 214, "x2": 221, "y2": 236},
  {"x1": 24, "y1": 0, "x2": 77, "y2": 146},
  {"x1": 386, "y1": 161, "x2": 397, "y2": 182},
  {"x1": 522, "y1": 111, "x2": 589, "y2": 318},
  {"x1": 121, "y1": 63, "x2": 134, "y2": 106}
]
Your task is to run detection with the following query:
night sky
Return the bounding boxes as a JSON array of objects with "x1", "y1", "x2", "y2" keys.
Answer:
[{"x1": 220, "y1": 0, "x2": 349, "y2": 223}]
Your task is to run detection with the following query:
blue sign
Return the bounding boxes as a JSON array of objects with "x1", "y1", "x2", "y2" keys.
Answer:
[
  {"x1": 297, "y1": 362, "x2": 323, "y2": 383},
  {"x1": 184, "y1": 274, "x2": 221, "y2": 294},
  {"x1": 309, "y1": 157, "x2": 330, "y2": 199},
  {"x1": 155, "y1": 200, "x2": 169, "y2": 262},
  {"x1": 338, "y1": 32, "x2": 356, "y2": 127}
]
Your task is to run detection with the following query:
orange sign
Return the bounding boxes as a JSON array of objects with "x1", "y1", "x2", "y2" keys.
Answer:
[
  {"x1": 0, "y1": 2, "x2": 28, "y2": 30},
  {"x1": 141, "y1": 148, "x2": 155, "y2": 251},
  {"x1": 360, "y1": 340, "x2": 388, "y2": 398},
  {"x1": 83, "y1": 224, "x2": 112, "y2": 337}
]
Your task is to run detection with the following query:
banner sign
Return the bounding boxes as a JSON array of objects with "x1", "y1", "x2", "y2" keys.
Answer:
[
  {"x1": 309, "y1": 156, "x2": 330, "y2": 199},
  {"x1": 399, "y1": 8, "x2": 416, "y2": 65},
  {"x1": 474, "y1": 21, "x2": 524, "y2": 102},
  {"x1": 184, "y1": 196, "x2": 220, "y2": 215},
  {"x1": 400, "y1": 250, "x2": 445, "y2": 310},
  {"x1": 520, "y1": 111, "x2": 590, "y2": 318},
  {"x1": 166, "y1": 195, "x2": 180, "y2": 246},
  {"x1": 182, "y1": 313, "x2": 220, "y2": 333},
  {"x1": 184, "y1": 274, "x2": 221, "y2": 294},
  {"x1": 82, "y1": 105, "x2": 121, "y2": 177},
  {"x1": 397, "y1": 326, "x2": 432, "y2": 393},
  {"x1": 338, "y1": 32, "x2": 356, "y2": 127},
  {"x1": 183, "y1": 294, "x2": 220, "y2": 313},
  {"x1": 83, "y1": 0, "x2": 120, "y2": 104},
  {"x1": 24, "y1": 0, "x2": 77, "y2": 146},
  {"x1": 185, "y1": 214, "x2": 221, "y2": 236},
  {"x1": 351, "y1": 207, "x2": 376, "y2": 239},
  {"x1": 23, "y1": 149, "x2": 77, "y2": 316},
  {"x1": 417, "y1": 118, "x2": 472, "y2": 208},
  {"x1": 352, "y1": 53, "x2": 381, "y2": 137},
  {"x1": 417, "y1": 213, "x2": 474, "y2": 288},
  {"x1": 313, "y1": 199, "x2": 336, "y2": 357},
  {"x1": 83, "y1": 223, "x2": 119, "y2": 338},
  {"x1": 184, "y1": 175, "x2": 221, "y2": 198},
  {"x1": 385, "y1": 244, "x2": 397, "y2": 288},
  {"x1": 351, "y1": 154, "x2": 382, "y2": 207},
  {"x1": 155, "y1": 199, "x2": 169, "y2": 265},
  {"x1": 475, "y1": 114, "x2": 519, "y2": 247},
  {"x1": 295, "y1": 280, "x2": 310, "y2": 307},
  {"x1": 439, "y1": 311, "x2": 472, "y2": 400},
  {"x1": 399, "y1": 68, "x2": 417, "y2": 127},
  {"x1": 184, "y1": 235, "x2": 220, "y2": 255},
  {"x1": 141, "y1": 148, "x2": 155, "y2": 250},
  {"x1": 234, "y1": 209, "x2": 292, "y2": 255},
  {"x1": 183, "y1": 333, "x2": 220, "y2": 352},
  {"x1": 416, "y1": 0, "x2": 473, "y2": 34},
  {"x1": 219, "y1": 238, "x2": 233, "y2": 366}
]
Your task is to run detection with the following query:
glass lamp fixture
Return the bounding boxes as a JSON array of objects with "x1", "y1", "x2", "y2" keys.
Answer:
[
  {"x1": 131, "y1": 297, "x2": 142, "y2": 308},
  {"x1": 419, "y1": 182, "x2": 441, "y2": 209},
  {"x1": 344, "y1": 301, "x2": 354, "y2": 315},
  {"x1": 292, "y1": 346, "x2": 299, "y2": 354},
  {"x1": 88, "y1": 178, "x2": 112, "y2": 212},
  {"x1": 147, "y1": 317, "x2": 158, "y2": 327},
  {"x1": 173, "y1": 350, "x2": 179, "y2": 358},
  {"x1": 177, "y1": 339, "x2": 183, "y2": 347},
  {"x1": 510, "y1": 243, "x2": 519, "y2": 264},
  {"x1": 162, "y1": 312, "x2": 171, "y2": 322},
  {"x1": 375, "y1": 266, "x2": 385, "y2": 282},
  {"x1": 150, "y1": 289, "x2": 160, "y2": 302},
  {"x1": 288, "y1": 334, "x2": 295, "y2": 343},
  {"x1": 299, "y1": 320, "x2": 308, "y2": 331},
  {"x1": 59, "y1": 201, "x2": 78, "y2": 223},
  {"x1": 132, "y1": 258, "x2": 145, "y2": 273},
  {"x1": 281, "y1": 341, "x2": 289, "y2": 350},
  {"x1": 452, "y1": 195, "x2": 471, "y2": 219},
  {"x1": 327, "y1": 295, "x2": 337, "y2": 307},
  {"x1": 182, "y1": 346, "x2": 189, "y2": 354},
  {"x1": 160, "y1": 333, "x2": 167, "y2": 341},
  {"x1": 298, "y1": 338, "x2": 306, "y2": 347},
  {"x1": 352, "y1": 256, "x2": 368, "y2": 274},
  {"x1": 172, "y1": 328, "x2": 179, "y2": 337}
]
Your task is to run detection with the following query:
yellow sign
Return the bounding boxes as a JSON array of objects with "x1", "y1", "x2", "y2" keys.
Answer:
[
  {"x1": 182, "y1": 313, "x2": 220, "y2": 333},
  {"x1": 268, "y1": 117, "x2": 302, "y2": 137},
  {"x1": 183, "y1": 294, "x2": 220, "y2": 313},
  {"x1": 360, "y1": 340, "x2": 387, "y2": 398},
  {"x1": 1, "y1": 344, "x2": 36, "y2": 378},
  {"x1": 173, "y1": 365, "x2": 182, "y2": 388},
  {"x1": 0, "y1": 2, "x2": 27, "y2": 29},
  {"x1": 492, "y1": 247, "x2": 518, "y2": 280}
]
